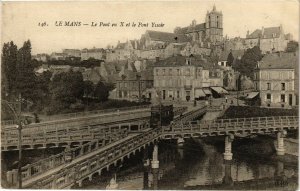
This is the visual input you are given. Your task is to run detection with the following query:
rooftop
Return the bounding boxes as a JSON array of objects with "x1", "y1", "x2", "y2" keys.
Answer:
[
  {"x1": 258, "y1": 52, "x2": 298, "y2": 69},
  {"x1": 153, "y1": 55, "x2": 220, "y2": 70}
]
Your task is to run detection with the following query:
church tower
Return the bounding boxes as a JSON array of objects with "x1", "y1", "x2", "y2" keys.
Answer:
[{"x1": 205, "y1": 5, "x2": 223, "y2": 43}]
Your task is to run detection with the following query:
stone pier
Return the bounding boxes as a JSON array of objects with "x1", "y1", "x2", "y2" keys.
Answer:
[
  {"x1": 223, "y1": 135, "x2": 234, "y2": 161},
  {"x1": 276, "y1": 131, "x2": 286, "y2": 156},
  {"x1": 151, "y1": 144, "x2": 159, "y2": 190}
]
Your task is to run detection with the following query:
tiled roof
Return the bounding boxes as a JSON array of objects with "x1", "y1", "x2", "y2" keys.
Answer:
[
  {"x1": 259, "y1": 52, "x2": 298, "y2": 69},
  {"x1": 247, "y1": 26, "x2": 283, "y2": 39},
  {"x1": 179, "y1": 22, "x2": 206, "y2": 34},
  {"x1": 153, "y1": 55, "x2": 220, "y2": 70},
  {"x1": 247, "y1": 29, "x2": 262, "y2": 39},
  {"x1": 262, "y1": 27, "x2": 281, "y2": 39},
  {"x1": 116, "y1": 69, "x2": 153, "y2": 81},
  {"x1": 146, "y1": 30, "x2": 190, "y2": 43}
]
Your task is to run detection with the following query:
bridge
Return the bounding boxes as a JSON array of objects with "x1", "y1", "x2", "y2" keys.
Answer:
[
  {"x1": 3, "y1": 105, "x2": 205, "y2": 188},
  {"x1": 1, "y1": 106, "x2": 187, "y2": 151},
  {"x1": 4, "y1": 104, "x2": 297, "y2": 189}
]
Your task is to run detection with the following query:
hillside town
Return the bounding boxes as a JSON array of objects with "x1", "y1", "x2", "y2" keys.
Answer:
[
  {"x1": 1, "y1": 3, "x2": 299, "y2": 190},
  {"x1": 31, "y1": 5, "x2": 298, "y2": 108}
]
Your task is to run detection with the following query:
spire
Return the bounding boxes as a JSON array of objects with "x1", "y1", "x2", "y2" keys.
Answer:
[{"x1": 213, "y1": 4, "x2": 216, "y2": 11}]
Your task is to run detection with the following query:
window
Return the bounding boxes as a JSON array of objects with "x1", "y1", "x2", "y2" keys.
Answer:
[
  {"x1": 186, "y1": 68, "x2": 190, "y2": 76},
  {"x1": 177, "y1": 91, "x2": 180, "y2": 98},
  {"x1": 177, "y1": 69, "x2": 180, "y2": 75},
  {"x1": 169, "y1": 69, "x2": 172, "y2": 75},
  {"x1": 162, "y1": 69, "x2": 165, "y2": 75},
  {"x1": 267, "y1": 83, "x2": 271, "y2": 90},
  {"x1": 267, "y1": 94, "x2": 271, "y2": 100},
  {"x1": 156, "y1": 69, "x2": 159, "y2": 75},
  {"x1": 281, "y1": 94, "x2": 285, "y2": 103},
  {"x1": 281, "y1": 83, "x2": 285, "y2": 91}
]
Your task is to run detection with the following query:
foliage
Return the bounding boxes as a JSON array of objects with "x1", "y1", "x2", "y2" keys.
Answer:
[
  {"x1": 226, "y1": 52, "x2": 234, "y2": 66},
  {"x1": 232, "y1": 46, "x2": 263, "y2": 79},
  {"x1": 48, "y1": 57, "x2": 102, "y2": 68},
  {"x1": 220, "y1": 106, "x2": 298, "y2": 119},
  {"x1": 1, "y1": 41, "x2": 18, "y2": 97},
  {"x1": 83, "y1": 80, "x2": 95, "y2": 97},
  {"x1": 94, "y1": 81, "x2": 110, "y2": 101}
]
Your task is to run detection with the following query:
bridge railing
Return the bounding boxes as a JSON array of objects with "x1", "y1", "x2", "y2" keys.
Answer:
[
  {"x1": 2, "y1": 109, "x2": 151, "y2": 133},
  {"x1": 173, "y1": 104, "x2": 207, "y2": 122},
  {"x1": 168, "y1": 116, "x2": 298, "y2": 133},
  {"x1": 19, "y1": 128, "x2": 128, "y2": 181},
  {"x1": 24, "y1": 126, "x2": 162, "y2": 189},
  {"x1": 2, "y1": 120, "x2": 149, "y2": 150}
]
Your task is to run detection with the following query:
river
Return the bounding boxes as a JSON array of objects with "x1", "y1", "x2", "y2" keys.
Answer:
[{"x1": 78, "y1": 136, "x2": 298, "y2": 190}]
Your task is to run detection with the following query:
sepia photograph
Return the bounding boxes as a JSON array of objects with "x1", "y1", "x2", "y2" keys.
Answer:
[{"x1": 1, "y1": 0, "x2": 299, "y2": 190}]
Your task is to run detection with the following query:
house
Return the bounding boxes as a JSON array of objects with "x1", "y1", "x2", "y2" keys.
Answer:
[
  {"x1": 81, "y1": 48, "x2": 106, "y2": 60},
  {"x1": 50, "y1": 52, "x2": 67, "y2": 60},
  {"x1": 33, "y1": 54, "x2": 49, "y2": 62},
  {"x1": 181, "y1": 42, "x2": 211, "y2": 57},
  {"x1": 115, "y1": 69, "x2": 154, "y2": 101},
  {"x1": 153, "y1": 55, "x2": 224, "y2": 102},
  {"x1": 245, "y1": 25, "x2": 291, "y2": 54},
  {"x1": 62, "y1": 49, "x2": 81, "y2": 57},
  {"x1": 140, "y1": 30, "x2": 190, "y2": 50},
  {"x1": 253, "y1": 52, "x2": 298, "y2": 108}
]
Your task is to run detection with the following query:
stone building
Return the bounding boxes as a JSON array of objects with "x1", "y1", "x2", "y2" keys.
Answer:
[
  {"x1": 62, "y1": 49, "x2": 81, "y2": 58},
  {"x1": 174, "y1": 5, "x2": 223, "y2": 44},
  {"x1": 153, "y1": 55, "x2": 224, "y2": 102},
  {"x1": 245, "y1": 25, "x2": 292, "y2": 54},
  {"x1": 254, "y1": 52, "x2": 298, "y2": 108},
  {"x1": 115, "y1": 70, "x2": 154, "y2": 101},
  {"x1": 81, "y1": 48, "x2": 106, "y2": 60}
]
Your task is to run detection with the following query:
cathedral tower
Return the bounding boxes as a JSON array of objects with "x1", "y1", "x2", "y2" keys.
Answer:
[{"x1": 205, "y1": 5, "x2": 223, "y2": 43}]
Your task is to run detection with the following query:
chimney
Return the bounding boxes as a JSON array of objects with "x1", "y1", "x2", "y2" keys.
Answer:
[
  {"x1": 278, "y1": 51, "x2": 282, "y2": 57},
  {"x1": 261, "y1": 27, "x2": 265, "y2": 37},
  {"x1": 247, "y1": 30, "x2": 249, "y2": 37}
]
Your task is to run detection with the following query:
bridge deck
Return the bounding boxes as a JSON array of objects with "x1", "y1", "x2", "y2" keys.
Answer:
[{"x1": 22, "y1": 132, "x2": 144, "y2": 188}]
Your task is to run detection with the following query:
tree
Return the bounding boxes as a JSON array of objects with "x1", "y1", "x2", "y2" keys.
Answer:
[
  {"x1": 15, "y1": 40, "x2": 37, "y2": 102},
  {"x1": 1, "y1": 41, "x2": 18, "y2": 97},
  {"x1": 227, "y1": 51, "x2": 234, "y2": 66},
  {"x1": 49, "y1": 70, "x2": 84, "y2": 112},
  {"x1": 94, "y1": 81, "x2": 109, "y2": 102},
  {"x1": 233, "y1": 46, "x2": 262, "y2": 79},
  {"x1": 83, "y1": 80, "x2": 95, "y2": 98}
]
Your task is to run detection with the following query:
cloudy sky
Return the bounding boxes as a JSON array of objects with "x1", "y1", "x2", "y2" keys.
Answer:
[{"x1": 2, "y1": 0, "x2": 299, "y2": 54}]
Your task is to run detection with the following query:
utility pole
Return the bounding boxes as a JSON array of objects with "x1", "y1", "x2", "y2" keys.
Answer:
[{"x1": 17, "y1": 93, "x2": 23, "y2": 189}]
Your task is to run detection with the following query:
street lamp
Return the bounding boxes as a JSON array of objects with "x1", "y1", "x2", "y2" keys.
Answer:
[{"x1": 2, "y1": 94, "x2": 23, "y2": 188}]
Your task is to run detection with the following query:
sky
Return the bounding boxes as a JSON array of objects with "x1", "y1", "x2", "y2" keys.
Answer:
[{"x1": 2, "y1": 0, "x2": 299, "y2": 54}]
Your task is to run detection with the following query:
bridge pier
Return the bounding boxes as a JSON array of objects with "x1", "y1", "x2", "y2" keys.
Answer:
[
  {"x1": 222, "y1": 160, "x2": 233, "y2": 186},
  {"x1": 151, "y1": 144, "x2": 159, "y2": 190},
  {"x1": 143, "y1": 148, "x2": 150, "y2": 189},
  {"x1": 276, "y1": 131, "x2": 286, "y2": 156},
  {"x1": 223, "y1": 135, "x2": 234, "y2": 161}
]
